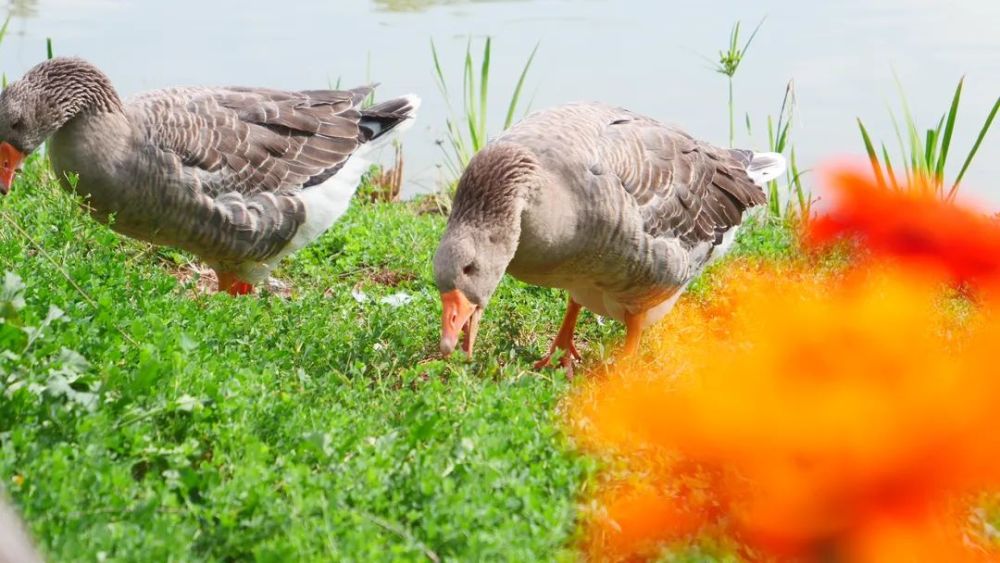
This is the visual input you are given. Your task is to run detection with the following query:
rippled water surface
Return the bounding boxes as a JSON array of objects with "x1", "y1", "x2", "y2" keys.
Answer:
[{"x1": 4, "y1": 0, "x2": 1000, "y2": 202}]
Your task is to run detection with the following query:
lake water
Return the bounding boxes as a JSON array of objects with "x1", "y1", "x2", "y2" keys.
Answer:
[{"x1": 4, "y1": 0, "x2": 1000, "y2": 205}]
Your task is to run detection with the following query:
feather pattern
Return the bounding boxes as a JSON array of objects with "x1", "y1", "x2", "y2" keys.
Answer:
[
  {"x1": 4, "y1": 58, "x2": 419, "y2": 283},
  {"x1": 584, "y1": 107, "x2": 765, "y2": 250},
  {"x1": 465, "y1": 102, "x2": 780, "y2": 324}
]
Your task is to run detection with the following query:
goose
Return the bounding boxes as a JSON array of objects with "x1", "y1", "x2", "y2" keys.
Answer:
[
  {"x1": 0, "y1": 57, "x2": 419, "y2": 295},
  {"x1": 0, "y1": 496, "x2": 42, "y2": 563},
  {"x1": 433, "y1": 102, "x2": 785, "y2": 375}
]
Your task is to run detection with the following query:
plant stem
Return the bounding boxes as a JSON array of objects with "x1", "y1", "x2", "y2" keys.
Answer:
[{"x1": 728, "y1": 77, "x2": 735, "y2": 147}]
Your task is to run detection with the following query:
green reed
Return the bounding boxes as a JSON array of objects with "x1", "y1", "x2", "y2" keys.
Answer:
[
  {"x1": 714, "y1": 18, "x2": 764, "y2": 148},
  {"x1": 858, "y1": 76, "x2": 1000, "y2": 200},
  {"x1": 431, "y1": 37, "x2": 538, "y2": 186}
]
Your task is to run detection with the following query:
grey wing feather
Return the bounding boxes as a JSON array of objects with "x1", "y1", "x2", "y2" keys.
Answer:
[
  {"x1": 597, "y1": 112, "x2": 766, "y2": 249},
  {"x1": 124, "y1": 86, "x2": 415, "y2": 265},
  {"x1": 135, "y1": 86, "x2": 372, "y2": 196}
]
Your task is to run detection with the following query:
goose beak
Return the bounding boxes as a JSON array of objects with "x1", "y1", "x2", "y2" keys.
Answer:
[
  {"x1": 0, "y1": 142, "x2": 24, "y2": 196},
  {"x1": 440, "y1": 289, "x2": 483, "y2": 357}
]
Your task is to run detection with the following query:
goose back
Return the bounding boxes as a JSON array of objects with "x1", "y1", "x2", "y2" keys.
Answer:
[
  {"x1": 498, "y1": 102, "x2": 768, "y2": 314},
  {"x1": 50, "y1": 85, "x2": 415, "y2": 279}
]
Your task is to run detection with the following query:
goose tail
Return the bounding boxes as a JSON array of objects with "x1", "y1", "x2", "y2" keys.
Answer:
[
  {"x1": 359, "y1": 94, "x2": 421, "y2": 147},
  {"x1": 746, "y1": 152, "x2": 787, "y2": 187}
]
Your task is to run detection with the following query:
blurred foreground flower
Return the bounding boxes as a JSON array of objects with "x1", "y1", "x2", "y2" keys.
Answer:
[
  {"x1": 572, "y1": 166, "x2": 1000, "y2": 561},
  {"x1": 572, "y1": 260, "x2": 1000, "y2": 561},
  {"x1": 807, "y1": 165, "x2": 1000, "y2": 289}
]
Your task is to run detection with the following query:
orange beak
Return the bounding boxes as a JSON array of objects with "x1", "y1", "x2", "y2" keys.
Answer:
[
  {"x1": 0, "y1": 142, "x2": 24, "y2": 196},
  {"x1": 440, "y1": 289, "x2": 483, "y2": 357}
]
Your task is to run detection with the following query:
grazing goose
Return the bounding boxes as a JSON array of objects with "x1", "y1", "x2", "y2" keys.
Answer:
[
  {"x1": 0, "y1": 57, "x2": 419, "y2": 294},
  {"x1": 0, "y1": 495, "x2": 42, "y2": 563},
  {"x1": 433, "y1": 102, "x2": 785, "y2": 375}
]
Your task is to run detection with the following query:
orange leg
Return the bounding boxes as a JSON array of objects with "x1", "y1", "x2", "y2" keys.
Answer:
[
  {"x1": 534, "y1": 297, "x2": 583, "y2": 377},
  {"x1": 623, "y1": 310, "x2": 647, "y2": 356},
  {"x1": 216, "y1": 271, "x2": 254, "y2": 296}
]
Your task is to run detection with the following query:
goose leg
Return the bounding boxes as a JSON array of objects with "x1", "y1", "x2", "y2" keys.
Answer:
[
  {"x1": 534, "y1": 297, "x2": 583, "y2": 377},
  {"x1": 216, "y1": 271, "x2": 254, "y2": 296},
  {"x1": 623, "y1": 310, "x2": 647, "y2": 356}
]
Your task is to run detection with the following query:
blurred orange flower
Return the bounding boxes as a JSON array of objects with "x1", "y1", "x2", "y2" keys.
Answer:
[
  {"x1": 571, "y1": 261, "x2": 1000, "y2": 561},
  {"x1": 806, "y1": 165, "x2": 1000, "y2": 288}
]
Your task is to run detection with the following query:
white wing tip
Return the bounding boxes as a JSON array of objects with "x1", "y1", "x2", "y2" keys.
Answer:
[
  {"x1": 362, "y1": 94, "x2": 421, "y2": 148},
  {"x1": 398, "y1": 93, "x2": 422, "y2": 117},
  {"x1": 748, "y1": 152, "x2": 788, "y2": 186}
]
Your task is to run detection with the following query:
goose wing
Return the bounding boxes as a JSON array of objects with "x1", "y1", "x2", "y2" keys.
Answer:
[
  {"x1": 594, "y1": 111, "x2": 766, "y2": 248},
  {"x1": 129, "y1": 86, "x2": 377, "y2": 196},
  {"x1": 122, "y1": 86, "x2": 414, "y2": 265}
]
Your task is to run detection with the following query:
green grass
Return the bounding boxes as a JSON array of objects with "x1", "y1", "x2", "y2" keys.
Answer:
[
  {"x1": 712, "y1": 18, "x2": 765, "y2": 148},
  {"x1": 0, "y1": 157, "x2": 607, "y2": 561},
  {"x1": 431, "y1": 37, "x2": 538, "y2": 188},
  {"x1": 857, "y1": 76, "x2": 1000, "y2": 199},
  {"x1": 0, "y1": 156, "x2": 796, "y2": 561},
  {"x1": 761, "y1": 82, "x2": 810, "y2": 220},
  {"x1": 714, "y1": 20, "x2": 812, "y2": 221}
]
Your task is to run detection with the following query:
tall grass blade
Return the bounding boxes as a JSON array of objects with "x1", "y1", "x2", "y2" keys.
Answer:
[
  {"x1": 430, "y1": 40, "x2": 449, "y2": 99},
  {"x1": 894, "y1": 79, "x2": 928, "y2": 178},
  {"x1": 880, "y1": 143, "x2": 900, "y2": 191},
  {"x1": 863, "y1": 76, "x2": 994, "y2": 200},
  {"x1": 463, "y1": 42, "x2": 480, "y2": 151},
  {"x1": 46, "y1": 37, "x2": 53, "y2": 59},
  {"x1": 924, "y1": 124, "x2": 938, "y2": 190},
  {"x1": 742, "y1": 18, "x2": 765, "y2": 55},
  {"x1": 949, "y1": 94, "x2": 1000, "y2": 200},
  {"x1": 431, "y1": 37, "x2": 538, "y2": 191},
  {"x1": 857, "y1": 119, "x2": 887, "y2": 189},
  {"x1": 886, "y1": 109, "x2": 913, "y2": 187},
  {"x1": 715, "y1": 18, "x2": 766, "y2": 147},
  {"x1": 479, "y1": 37, "x2": 491, "y2": 146},
  {"x1": 789, "y1": 148, "x2": 810, "y2": 218},
  {"x1": 363, "y1": 51, "x2": 376, "y2": 107},
  {"x1": 0, "y1": 17, "x2": 11, "y2": 47},
  {"x1": 934, "y1": 78, "x2": 963, "y2": 186},
  {"x1": 504, "y1": 43, "x2": 538, "y2": 129}
]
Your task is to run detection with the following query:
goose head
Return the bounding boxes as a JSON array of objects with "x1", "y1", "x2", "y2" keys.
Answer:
[
  {"x1": 0, "y1": 57, "x2": 121, "y2": 195},
  {"x1": 433, "y1": 227, "x2": 513, "y2": 357},
  {"x1": 433, "y1": 144, "x2": 538, "y2": 357},
  {"x1": 0, "y1": 80, "x2": 57, "y2": 194}
]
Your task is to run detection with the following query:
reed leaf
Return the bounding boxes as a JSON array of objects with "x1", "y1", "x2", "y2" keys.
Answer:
[
  {"x1": 430, "y1": 37, "x2": 538, "y2": 191},
  {"x1": 949, "y1": 94, "x2": 1000, "y2": 200}
]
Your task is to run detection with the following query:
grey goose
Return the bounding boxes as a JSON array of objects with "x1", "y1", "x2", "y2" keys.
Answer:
[
  {"x1": 0, "y1": 495, "x2": 42, "y2": 563},
  {"x1": 0, "y1": 57, "x2": 419, "y2": 294},
  {"x1": 433, "y1": 102, "x2": 785, "y2": 376}
]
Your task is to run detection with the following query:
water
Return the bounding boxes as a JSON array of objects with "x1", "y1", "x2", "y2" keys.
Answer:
[{"x1": 4, "y1": 0, "x2": 1000, "y2": 205}]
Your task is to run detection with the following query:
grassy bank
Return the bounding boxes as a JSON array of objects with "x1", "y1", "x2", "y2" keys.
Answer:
[{"x1": 0, "y1": 154, "x2": 795, "y2": 561}]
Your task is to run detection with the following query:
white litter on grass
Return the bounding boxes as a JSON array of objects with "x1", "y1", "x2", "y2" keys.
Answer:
[
  {"x1": 379, "y1": 292, "x2": 414, "y2": 308},
  {"x1": 351, "y1": 288, "x2": 413, "y2": 308}
]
